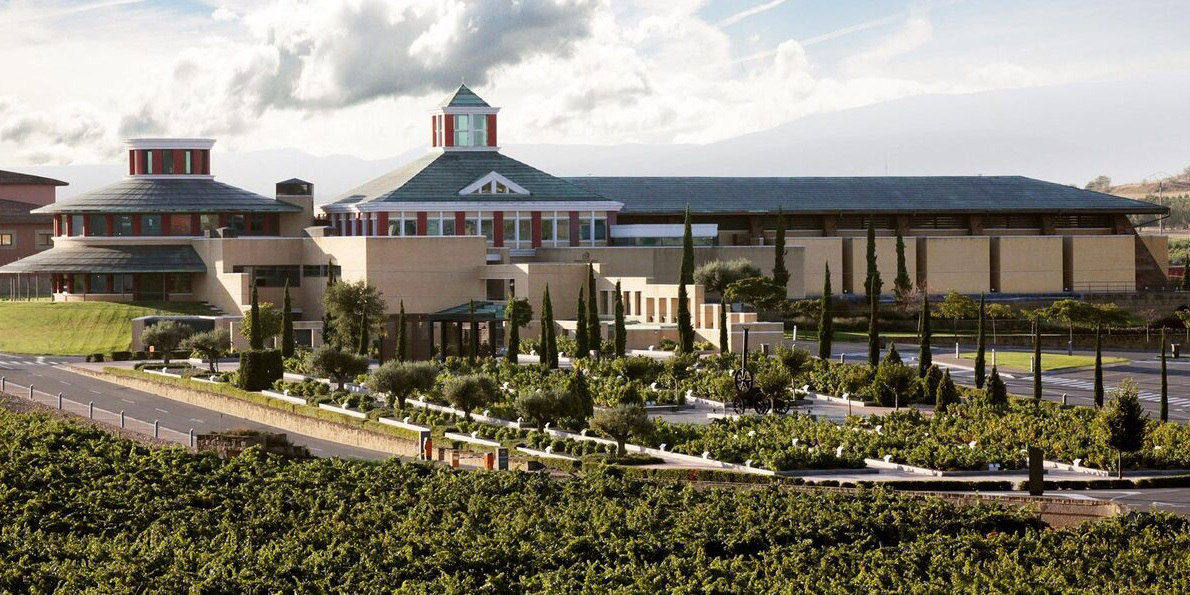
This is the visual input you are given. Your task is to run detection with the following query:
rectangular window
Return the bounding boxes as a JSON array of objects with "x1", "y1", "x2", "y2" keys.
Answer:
[
  {"x1": 141, "y1": 215, "x2": 163, "y2": 236},
  {"x1": 471, "y1": 116, "x2": 487, "y2": 147},
  {"x1": 454, "y1": 114, "x2": 469, "y2": 146},
  {"x1": 113, "y1": 274, "x2": 133, "y2": 293},
  {"x1": 426, "y1": 217, "x2": 440, "y2": 236},
  {"x1": 36, "y1": 232, "x2": 52, "y2": 247},
  {"x1": 580, "y1": 221, "x2": 591, "y2": 241},
  {"x1": 442, "y1": 218, "x2": 456, "y2": 236},
  {"x1": 481, "y1": 219, "x2": 493, "y2": 241},
  {"x1": 227, "y1": 214, "x2": 246, "y2": 232},
  {"x1": 404, "y1": 219, "x2": 417, "y2": 236},
  {"x1": 200, "y1": 214, "x2": 219, "y2": 233},
  {"x1": 503, "y1": 217, "x2": 516, "y2": 244},
  {"x1": 464, "y1": 218, "x2": 477, "y2": 236},
  {"x1": 170, "y1": 215, "x2": 193, "y2": 235},
  {"x1": 542, "y1": 218, "x2": 555, "y2": 242},
  {"x1": 162, "y1": 150, "x2": 173, "y2": 174},
  {"x1": 70, "y1": 214, "x2": 84, "y2": 237},
  {"x1": 113, "y1": 215, "x2": 133, "y2": 237},
  {"x1": 302, "y1": 265, "x2": 341, "y2": 278},
  {"x1": 0, "y1": 233, "x2": 11, "y2": 246},
  {"x1": 184, "y1": 151, "x2": 192, "y2": 174},
  {"x1": 89, "y1": 274, "x2": 110, "y2": 293},
  {"x1": 72, "y1": 274, "x2": 86, "y2": 293},
  {"x1": 87, "y1": 214, "x2": 107, "y2": 236},
  {"x1": 389, "y1": 219, "x2": 402, "y2": 236},
  {"x1": 167, "y1": 273, "x2": 192, "y2": 293},
  {"x1": 145, "y1": 151, "x2": 153, "y2": 173},
  {"x1": 248, "y1": 214, "x2": 266, "y2": 234},
  {"x1": 518, "y1": 218, "x2": 531, "y2": 245},
  {"x1": 594, "y1": 219, "x2": 607, "y2": 241},
  {"x1": 557, "y1": 217, "x2": 570, "y2": 243}
]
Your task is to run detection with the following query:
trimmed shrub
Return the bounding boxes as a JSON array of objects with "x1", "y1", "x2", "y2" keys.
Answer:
[
  {"x1": 110, "y1": 351, "x2": 132, "y2": 361},
  {"x1": 237, "y1": 349, "x2": 284, "y2": 391}
]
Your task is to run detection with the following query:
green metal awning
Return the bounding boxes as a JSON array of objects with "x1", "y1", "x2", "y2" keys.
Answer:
[
  {"x1": 428, "y1": 301, "x2": 506, "y2": 322},
  {"x1": 0, "y1": 245, "x2": 208, "y2": 274}
]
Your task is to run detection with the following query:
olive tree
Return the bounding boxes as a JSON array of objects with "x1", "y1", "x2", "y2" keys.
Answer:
[
  {"x1": 367, "y1": 360, "x2": 438, "y2": 410},
  {"x1": 516, "y1": 388, "x2": 571, "y2": 431},
  {"x1": 309, "y1": 345, "x2": 370, "y2": 390},
  {"x1": 141, "y1": 321, "x2": 194, "y2": 364},
  {"x1": 590, "y1": 405, "x2": 652, "y2": 457},
  {"x1": 182, "y1": 328, "x2": 230, "y2": 372},
  {"x1": 443, "y1": 374, "x2": 499, "y2": 421}
]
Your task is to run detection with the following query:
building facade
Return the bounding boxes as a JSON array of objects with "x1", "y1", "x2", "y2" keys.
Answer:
[
  {"x1": 0, "y1": 85, "x2": 1169, "y2": 355},
  {"x1": 0, "y1": 168, "x2": 67, "y2": 297}
]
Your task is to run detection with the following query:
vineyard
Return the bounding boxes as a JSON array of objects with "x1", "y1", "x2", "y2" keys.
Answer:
[{"x1": 2, "y1": 406, "x2": 1190, "y2": 592}]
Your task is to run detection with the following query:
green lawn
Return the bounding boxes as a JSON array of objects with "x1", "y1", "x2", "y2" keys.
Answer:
[
  {"x1": 0, "y1": 301, "x2": 214, "y2": 356},
  {"x1": 959, "y1": 351, "x2": 1128, "y2": 372}
]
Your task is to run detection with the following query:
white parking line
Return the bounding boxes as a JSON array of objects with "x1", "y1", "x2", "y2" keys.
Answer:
[
  {"x1": 120, "y1": 398, "x2": 135, "y2": 404},
  {"x1": 154, "y1": 408, "x2": 169, "y2": 414}
]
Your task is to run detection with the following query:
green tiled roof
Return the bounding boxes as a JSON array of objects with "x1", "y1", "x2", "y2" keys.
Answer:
[
  {"x1": 563, "y1": 176, "x2": 1167, "y2": 215},
  {"x1": 34, "y1": 179, "x2": 303, "y2": 214},
  {"x1": 439, "y1": 84, "x2": 491, "y2": 108},
  {"x1": 0, "y1": 244, "x2": 207, "y2": 274},
  {"x1": 327, "y1": 151, "x2": 608, "y2": 208}
]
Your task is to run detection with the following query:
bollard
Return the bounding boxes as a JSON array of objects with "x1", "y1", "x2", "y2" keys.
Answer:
[
  {"x1": 1027, "y1": 446, "x2": 1044, "y2": 496},
  {"x1": 29, "y1": 385, "x2": 34, "y2": 399},
  {"x1": 56, "y1": 392, "x2": 62, "y2": 409},
  {"x1": 189, "y1": 429, "x2": 194, "y2": 448},
  {"x1": 484, "y1": 452, "x2": 495, "y2": 470},
  {"x1": 1, "y1": 376, "x2": 5, "y2": 392},
  {"x1": 1067, "y1": 340, "x2": 1073, "y2": 356},
  {"x1": 120, "y1": 410, "x2": 125, "y2": 428},
  {"x1": 792, "y1": 325, "x2": 797, "y2": 342},
  {"x1": 1062, "y1": 393, "x2": 1068, "y2": 406},
  {"x1": 955, "y1": 342, "x2": 960, "y2": 358},
  {"x1": 153, "y1": 420, "x2": 159, "y2": 439},
  {"x1": 88, "y1": 401, "x2": 94, "y2": 419}
]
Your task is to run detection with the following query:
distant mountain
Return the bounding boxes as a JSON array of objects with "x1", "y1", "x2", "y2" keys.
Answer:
[{"x1": 17, "y1": 76, "x2": 1190, "y2": 206}]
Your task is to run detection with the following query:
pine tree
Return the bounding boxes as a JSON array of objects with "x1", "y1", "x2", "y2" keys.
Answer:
[
  {"x1": 1161, "y1": 327, "x2": 1169, "y2": 422},
  {"x1": 357, "y1": 308, "x2": 369, "y2": 356},
  {"x1": 248, "y1": 282, "x2": 263, "y2": 350},
  {"x1": 1033, "y1": 314, "x2": 1042, "y2": 402},
  {"x1": 542, "y1": 286, "x2": 558, "y2": 369},
  {"x1": 883, "y1": 343, "x2": 901, "y2": 366},
  {"x1": 818, "y1": 264, "x2": 832, "y2": 360},
  {"x1": 974, "y1": 294, "x2": 987, "y2": 388},
  {"x1": 281, "y1": 279, "x2": 295, "y2": 358},
  {"x1": 677, "y1": 206, "x2": 695, "y2": 353},
  {"x1": 894, "y1": 229, "x2": 912, "y2": 301},
  {"x1": 918, "y1": 292, "x2": 931, "y2": 376},
  {"x1": 613, "y1": 281, "x2": 626, "y2": 358},
  {"x1": 575, "y1": 288, "x2": 588, "y2": 359},
  {"x1": 772, "y1": 207, "x2": 789, "y2": 289},
  {"x1": 1094, "y1": 323, "x2": 1104, "y2": 407},
  {"x1": 587, "y1": 263, "x2": 601, "y2": 359},
  {"x1": 396, "y1": 301, "x2": 407, "y2": 362}
]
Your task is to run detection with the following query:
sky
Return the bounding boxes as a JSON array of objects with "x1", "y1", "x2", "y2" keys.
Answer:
[{"x1": 1, "y1": 0, "x2": 1188, "y2": 168}]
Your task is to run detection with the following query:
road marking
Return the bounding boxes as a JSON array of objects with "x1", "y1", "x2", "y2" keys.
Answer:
[
  {"x1": 89, "y1": 389, "x2": 102, "y2": 394},
  {"x1": 155, "y1": 407, "x2": 169, "y2": 414},
  {"x1": 188, "y1": 418, "x2": 204, "y2": 423},
  {"x1": 121, "y1": 398, "x2": 136, "y2": 404},
  {"x1": 59, "y1": 381, "x2": 72, "y2": 386}
]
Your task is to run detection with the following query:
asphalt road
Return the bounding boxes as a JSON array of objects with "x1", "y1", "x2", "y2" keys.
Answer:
[
  {"x1": 0, "y1": 354, "x2": 391, "y2": 460},
  {"x1": 798, "y1": 340, "x2": 1190, "y2": 422}
]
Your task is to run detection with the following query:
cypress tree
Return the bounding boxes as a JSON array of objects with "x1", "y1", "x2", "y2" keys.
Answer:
[
  {"x1": 936, "y1": 369, "x2": 956, "y2": 414},
  {"x1": 974, "y1": 294, "x2": 987, "y2": 388},
  {"x1": 468, "y1": 299, "x2": 478, "y2": 365},
  {"x1": 281, "y1": 279, "x2": 295, "y2": 358},
  {"x1": 248, "y1": 282, "x2": 263, "y2": 350},
  {"x1": 357, "y1": 308, "x2": 369, "y2": 356},
  {"x1": 613, "y1": 281, "x2": 626, "y2": 358},
  {"x1": 1093, "y1": 323, "x2": 1104, "y2": 407},
  {"x1": 818, "y1": 263, "x2": 832, "y2": 360},
  {"x1": 587, "y1": 263, "x2": 601, "y2": 358},
  {"x1": 1161, "y1": 327, "x2": 1169, "y2": 422},
  {"x1": 677, "y1": 206, "x2": 695, "y2": 353},
  {"x1": 864, "y1": 216, "x2": 879, "y2": 302},
  {"x1": 1033, "y1": 314, "x2": 1042, "y2": 402},
  {"x1": 719, "y1": 301, "x2": 730, "y2": 354},
  {"x1": 575, "y1": 288, "x2": 588, "y2": 359},
  {"x1": 772, "y1": 206, "x2": 789, "y2": 289},
  {"x1": 918, "y1": 292, "x2": 932, "y2": 376},
  {"x1": 867, "y1": 283, "x2": 880, "y2": 367},
  {"x1": 396, "y1": 300, "x2": 407, "y2": 362},
  {"x1": 894, "y1": 229, "x2": 911, "y2": 300},
  {"x1": 986, "y1": 366, "x2": 1007, "y2": 407},
  {"x1": 883, "y1": 343, "x2": 901, "y2": 366},
  {"x1": 1182, "y1": 256, "x2": 1190, "y2": 291},
  {"x1": 322, "y1": 259, "x2": 337, "y2": 350},
  {"x1": 542, "y1": 286, "x2": 558, "y2": 368}
]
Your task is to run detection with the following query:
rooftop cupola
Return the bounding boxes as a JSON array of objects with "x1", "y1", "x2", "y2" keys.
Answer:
[
  {"x1": 429, "y1": 84, "x2": 498, "y2": 152},
  {"x1": 125, "y1": 138, "x2": 215, "y2": 179}
]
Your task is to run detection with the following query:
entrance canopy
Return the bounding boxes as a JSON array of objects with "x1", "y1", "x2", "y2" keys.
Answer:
[
  {"x1": 428, "y1": 300, "x2": 506, "y2": 322},
  {"x1": 0, "y1": 245, "x2": 207, "y2": 274}
]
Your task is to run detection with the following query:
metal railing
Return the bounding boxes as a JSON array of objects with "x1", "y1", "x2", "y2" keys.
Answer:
[{"x1": 1, "y1": 375, "x2": 194, "y2": 448}]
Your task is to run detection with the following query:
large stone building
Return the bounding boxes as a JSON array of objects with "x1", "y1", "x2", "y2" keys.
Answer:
[
  {"x1": 0, "y1": 85, "x2": 1168, "y2": 355},
  {"x1": 0, "y1": 168, "x2": 68, "y2": 297}
]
